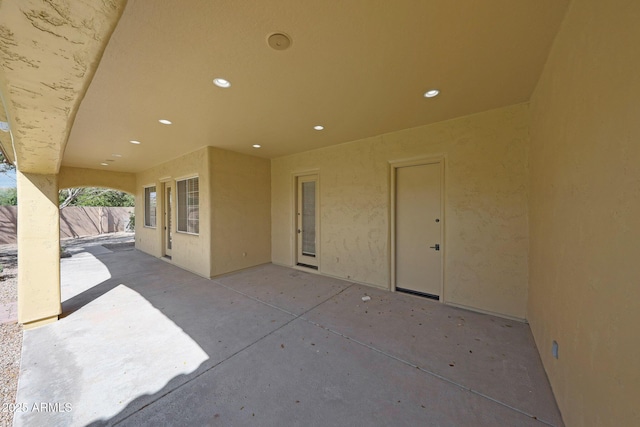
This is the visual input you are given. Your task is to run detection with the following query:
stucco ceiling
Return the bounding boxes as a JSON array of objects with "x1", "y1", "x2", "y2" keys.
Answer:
[{"x1": 10, "y1": 0, "x2": 570, "y2": 173}]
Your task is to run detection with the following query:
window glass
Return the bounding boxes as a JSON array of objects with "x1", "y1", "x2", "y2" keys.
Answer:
[
  {"x1": 144, "y1": 186, "x2": 156, "y2": 227},
  {"x1": 177, "y1": 177, "x2": 199, "y2": 234}
]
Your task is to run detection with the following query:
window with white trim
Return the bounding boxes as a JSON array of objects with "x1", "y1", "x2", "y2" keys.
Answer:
[
  {"x1": 177, "y1": 177, "x2": 199, "y2": 234},
  {"x1": 144, "y1": 186, "x2": 157, "y2": 228}
]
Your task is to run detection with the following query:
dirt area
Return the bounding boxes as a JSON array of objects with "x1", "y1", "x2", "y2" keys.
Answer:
[{"x1": 0, "y1": 232, "x2": 134, "y2": 427}]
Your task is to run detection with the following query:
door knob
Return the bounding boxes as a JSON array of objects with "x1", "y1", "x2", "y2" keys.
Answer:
[
  {"x1": 429, "y1": 244, "x2": 440, "y2": 251},
  {"x1": 297, "y1": 229, "x2": 301, "y2": 234}
]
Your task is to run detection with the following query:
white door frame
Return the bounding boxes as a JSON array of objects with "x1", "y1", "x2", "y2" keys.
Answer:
[
  {"x1": 162, "y1": 180, "x2": 173, "y2": 258},
  {"x1": 291, "y1": 170, "x2": 320, "y2": 270},
  {"x1": 389, "y1": 156, "x2": 446, "y2": 301}
]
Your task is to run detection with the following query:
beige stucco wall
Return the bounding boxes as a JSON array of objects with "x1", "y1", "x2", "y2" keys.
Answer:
[
  {"x1": 59, "y1": 166, "x2": 136, "y2": 194},
  {"x1": 272, "y1": 103, "x2": 530, "y2": 319},
  {"x1": 528, "y1": 0, "x2": 640, "y2": 425},
  {"x1": 209, "y1": 147, "x2": 271, "y2": 277},
  {"x1": 16, "y1": 171, "x2": 61, "y2": 327},
  {"x1": 135, "y1": 146, "x2": 271, "y2": 279},
  {"x1": 135, "y1": 147, "x2": 211, "y2": 277}
]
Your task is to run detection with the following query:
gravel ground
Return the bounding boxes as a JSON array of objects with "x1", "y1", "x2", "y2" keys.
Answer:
[
  {"x1": 0, "y1": 254, "x2": 17, "y2": 307},
  {"x1": 0, "y1": 232, "x2": 134, "y2": 427},
  {"x1": 0, "y1": 322, "x2": 21, "y2": 427},
  {"x1": 1, "y1": 254, "x2": 20, "y2": 427}
]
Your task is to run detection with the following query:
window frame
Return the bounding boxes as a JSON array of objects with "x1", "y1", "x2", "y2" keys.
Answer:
[
  {"x1": 176, "y1": 176, "x2": 200, "y2": 235},
  {"x1": 143, "y1": 185, "x2": 157, "y2": 228}
]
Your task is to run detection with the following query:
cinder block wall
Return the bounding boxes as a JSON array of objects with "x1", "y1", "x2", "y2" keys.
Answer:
[{"x1": 0, "y1": 206, "x2": 133, "y2": 244}]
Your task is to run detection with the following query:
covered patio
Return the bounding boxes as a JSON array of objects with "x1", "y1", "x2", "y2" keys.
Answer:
[
  {"x1": 2, "y1": 1, "x2": 638, "y2": 424},
  {"x1": 15, "y1": 245, "x2": 561, "y2": 426}
]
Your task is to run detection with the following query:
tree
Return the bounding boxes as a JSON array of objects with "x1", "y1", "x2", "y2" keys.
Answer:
[
  {"x1": 59, "y1": 187, "x2": 134, "y2": 208},
  {"x1": 0, "y1": 152, "x2": 135, "y2": 208},
  {"x1": 0, "y1": 151, "x2": 16, "y2": 205},
  {"x1": 0, "y1": 150, "x2": 14, "y2": 175},
  {"x1": 0, "y1": 187, "x2": 17, "y2": 205},
  {"x1": 58, "y1": 188, "x2": 85, "y2": 208},
  {"x1": 75, "y1": 188, "x2": 134, "y2": 207}
]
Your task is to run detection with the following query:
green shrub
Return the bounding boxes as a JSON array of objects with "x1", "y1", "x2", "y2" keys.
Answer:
[{"x1": 128, "y1": 212, "x2": 135, "y2": 231}]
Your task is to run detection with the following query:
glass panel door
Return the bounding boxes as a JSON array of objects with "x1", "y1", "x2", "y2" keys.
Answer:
[
  {"x1": 164, "y1": 184, "x2": 172, "y2": 257},
  {"x1": 296, "y1": 174, "x2": 319, "y2": 268},
  {"x1": 301, "y1": 181, "x2": 316, "y2": 257}
]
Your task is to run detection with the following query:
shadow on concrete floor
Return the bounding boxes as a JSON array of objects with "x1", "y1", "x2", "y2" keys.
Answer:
[{"x1": 14, "y1": 248, "x2": 563, "y2": 427}]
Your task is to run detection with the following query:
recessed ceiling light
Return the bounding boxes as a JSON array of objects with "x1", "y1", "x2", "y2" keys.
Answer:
[
  {"x1": 314, "y1": 125, "x2": 324, "y2": 131},
  {"x1": 112, "y1": 154, "x2": 122, "y2": 157},
  {"x1": 130, "y1": 140, "x2": 141, "y2": 144},
  {"x1": 213, "y1": 78, "x2": 231, "y2": 88},
  {"x1": 100, "y1": 162, "x2": 109, "y2": 166},
  {"x1": 252, "y1": 144, "x2": 261, "y2": 148},
  {"x1": 424, "y1": 89, "x2": 440, "y2": 98},
  {"x1": 159, "y1": 119, "x2": 172, "y2": 125}
]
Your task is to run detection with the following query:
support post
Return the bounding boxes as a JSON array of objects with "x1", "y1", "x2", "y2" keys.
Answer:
[{"x1": 17, "y1": 171, "x2": 61, "y2": 329}]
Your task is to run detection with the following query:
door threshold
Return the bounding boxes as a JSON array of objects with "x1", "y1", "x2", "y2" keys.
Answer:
[
  {"x1": 163, "y1": 255, "x2": 172, "y2": 260},
  {"x1": 296, "y1": 262, "x2": 318, "y2": 270},
  {"x1": 396, "y1": 287, "x2": 439, "y2": 301}
]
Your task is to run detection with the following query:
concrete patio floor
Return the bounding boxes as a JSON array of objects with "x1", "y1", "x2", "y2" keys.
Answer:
[{"x1": 14, "y1": 246, "x2": 563, "y2": 426}]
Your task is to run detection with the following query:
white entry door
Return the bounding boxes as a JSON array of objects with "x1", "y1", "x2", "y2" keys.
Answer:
[
  {"x1": 395, "y1": 162, "x2": 442, "y2": 299},
  {"x1": 296, "y1": 174, "x2": 319, "y2": 269}
]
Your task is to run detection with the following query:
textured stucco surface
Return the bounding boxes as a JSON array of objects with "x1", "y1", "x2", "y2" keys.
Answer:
[
  {"x1": 528, "y1": 0, "x2": 640, "y2": 425},
  {"x1": 136, "y1": 148, "x2": 211, "y2": 277},
  {"x1": 135, "y1": 146, "x2": 271, "y2": 279},
  {"x1": 0, "y1": 0, "x2": 126, "y2": 173},
  {"x1": 209, "y1": 147, "x2": 271, "y2": 277},
  {"x1": 59, "y1": 166, "x2": 136, "y2": 194},
  {"x1": 16, "y1": 171, "x2": 61, "y2": 325},
  {"x1": 272, "y1": 104, "x2": 530, "y2": 319}
]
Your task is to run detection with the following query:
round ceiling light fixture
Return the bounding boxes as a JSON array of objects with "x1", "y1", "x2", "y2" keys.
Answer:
[
  {"x1": 100, "y1": 162, "x2": 109, "y2": 166},
  {"x1": 112, "y1": 154, "x2": 123, "y2": 157},
  {"x1": 252, "y1": 144, "x2": 261, "y2": 148},
  {"x1": 213, "y1": 78, "x2": 231, "y2": 88},
  {"x1": 268, "y1": 32, "x2": 292, "y2": 51},
  {"x1": 130, "y1": 140, "x2": 141, "y2": 145},
  {"x1": 314, "y1": 125, "x2": 324, "y2": 131},
  {"x1": 159, "y1": 119, "x2": 172, "y2": 125},
  {"x1": 423, "y1": 89, "x2": 440, "y2": 98}
]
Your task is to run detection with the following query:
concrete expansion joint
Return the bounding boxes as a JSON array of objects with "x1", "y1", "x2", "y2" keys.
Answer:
[
  {"x1": 210, "y1": 279, "x2": 300, "y2": 318},
  {"x1": 114, "y1": 281, "x2": 357, "y2": 425},
  {"x1": 295, "y1": 320, "x2": 555, "y2": 426},
  {"x1": 296, "y1": 316, "x2": 555, "y2": 425},
  {"x1": 210, "y1": 278, "x2": 358, "y2": 319},
  {"x1": 113, "y1": 277, "x2": 556, "y2": 426}
]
